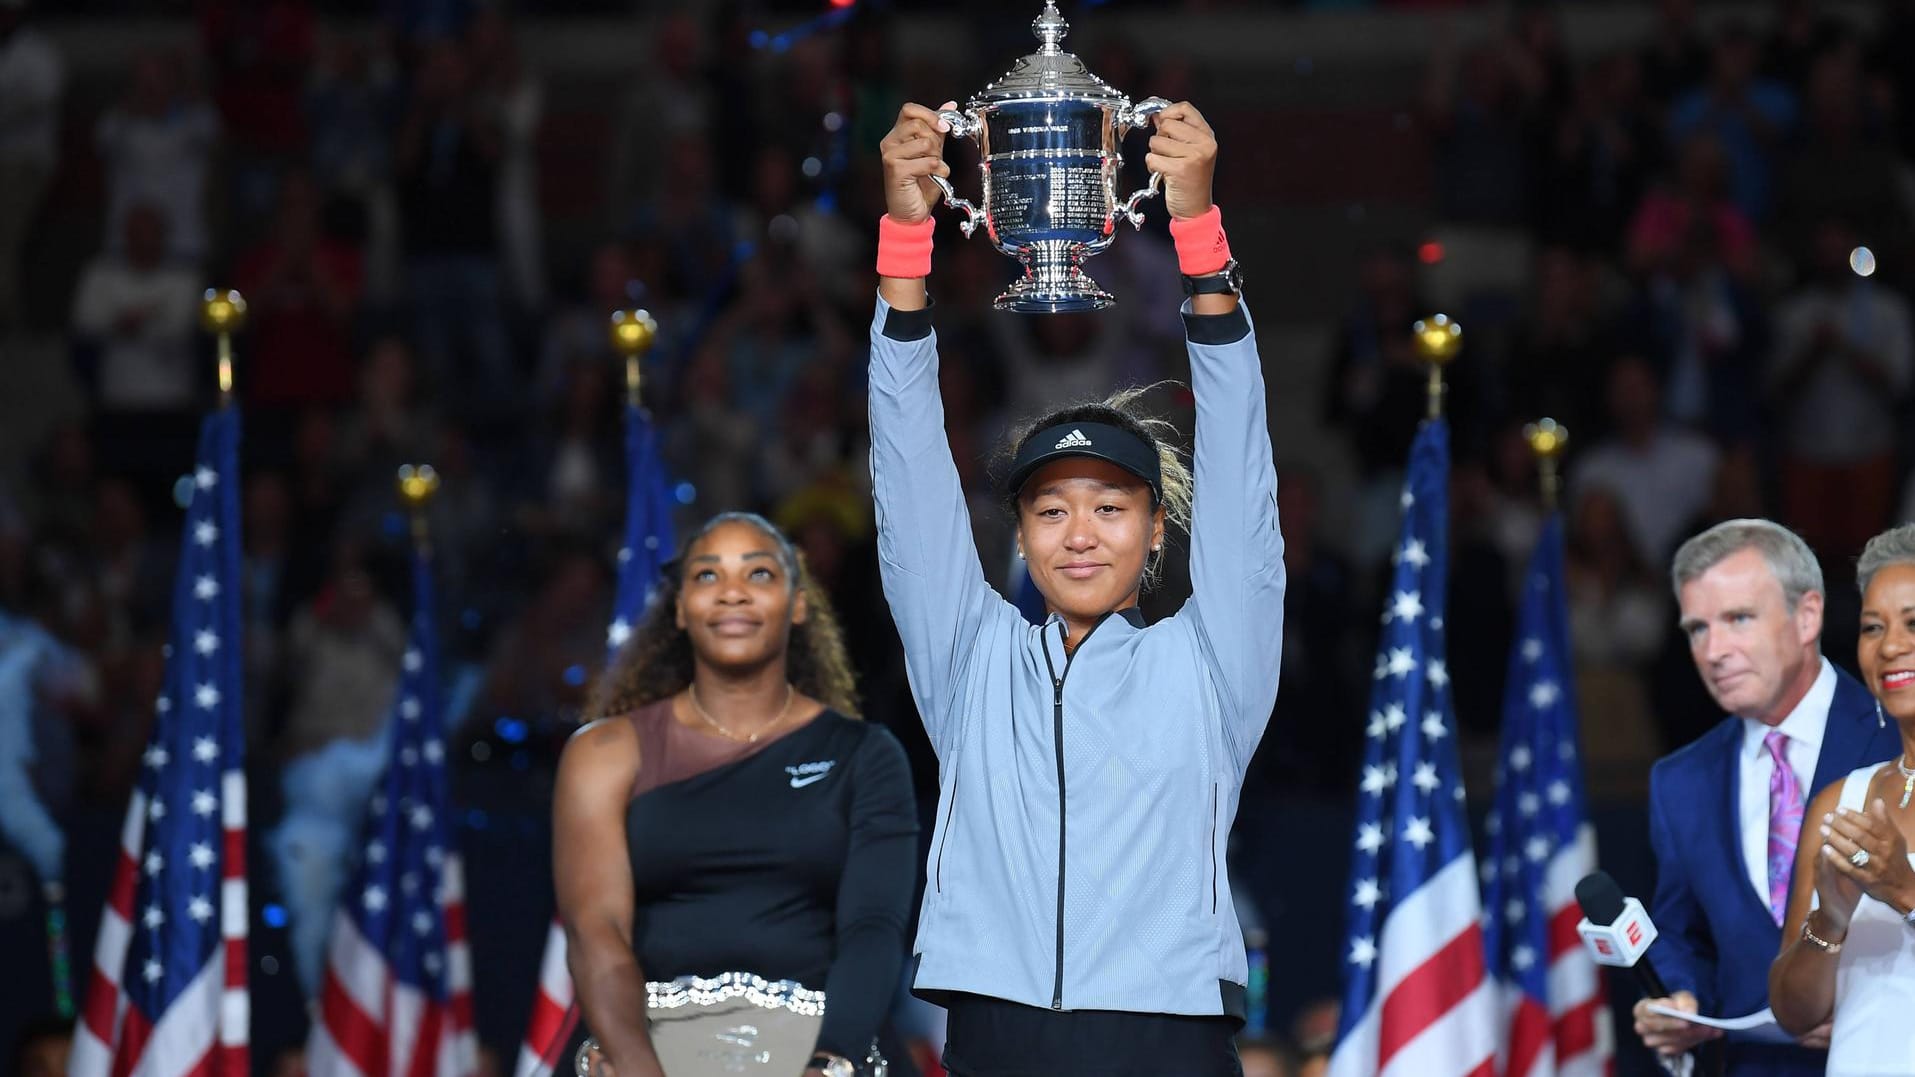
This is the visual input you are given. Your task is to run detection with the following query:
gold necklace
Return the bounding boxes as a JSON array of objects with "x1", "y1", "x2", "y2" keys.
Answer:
[
  {"x1": 688, "y1": 683, "x2": 796, "y2": 743},
  {"x1": 1897, "y1": 754, "x2": 1914, "y2": 810}
]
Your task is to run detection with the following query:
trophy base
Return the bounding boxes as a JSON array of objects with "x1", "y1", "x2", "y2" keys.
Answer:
[{"x1": 995, "y1": 244, "x2": 1114, "y2": 313}]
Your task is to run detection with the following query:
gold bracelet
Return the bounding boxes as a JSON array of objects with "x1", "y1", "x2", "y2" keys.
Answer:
[{"x1": 1801, "y1": 917, "x2": 1845, "y2": 954}]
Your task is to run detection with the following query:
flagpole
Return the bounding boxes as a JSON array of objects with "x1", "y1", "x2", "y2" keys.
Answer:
[
  {"x1": 200, "y1": 289, "x2": 247, "y2": 407},
  {"x1": 1524, "y1": 418, "x2": 1569, "y2": 511},
  {"x1": 610, "y1": 308, "x2": 659, "y2": 409},
  {"x1": 1412, "y1": 313, "x2": 1462, "y2": 420}
]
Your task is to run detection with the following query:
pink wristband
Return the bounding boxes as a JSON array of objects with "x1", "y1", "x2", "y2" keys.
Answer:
[
  {"x1": 876, "y1": 215, "x2": 936, "y2": 278},
  {"x1": 1168, "y1": 206, "x2": 1230, "y2": 276}
]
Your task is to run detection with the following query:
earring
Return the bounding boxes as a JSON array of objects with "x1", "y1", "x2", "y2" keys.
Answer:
[
  {"x1": 1879, "y1": 700, "x2": 1888, "y2": 730},
  {"x1": 1151, "y1": 545, "x2": 1161, "y2": 552},
  {"x1": 1016, "y1": 549, "x2": 1025, "y2": 560}
]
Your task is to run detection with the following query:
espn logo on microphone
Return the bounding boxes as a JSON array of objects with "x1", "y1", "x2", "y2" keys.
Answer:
[{"x1": 1576, "y1": 896, "x2": 1659, "y2": 968}]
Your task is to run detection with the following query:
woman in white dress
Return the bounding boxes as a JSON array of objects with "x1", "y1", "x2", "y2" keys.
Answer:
[{"x1": 1771, "y1": 524, "x2": 1915, "y2": 1074}]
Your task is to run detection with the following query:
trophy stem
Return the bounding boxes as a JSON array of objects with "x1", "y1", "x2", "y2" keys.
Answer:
[{"x1": 997, "y1": 241, "x2": 1113, "y2": 313}]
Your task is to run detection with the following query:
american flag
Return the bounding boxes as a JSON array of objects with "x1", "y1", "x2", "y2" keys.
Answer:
[
  {"x1": 1329, "y1": 419, "x2": 1497, "y2": 1077},
  {"x1": 309, "y1": 548, "x2": 477, "y2": 1077},
  {"x1": 1482, "y1": 514, "x2": 1611, "y2": 1077},
  {"x1": 514, "y1": 398, "x2": 676, "y2": 1077},
  {"x1": 71, "y1": 408, "x2": 250, "y2": 1077}
]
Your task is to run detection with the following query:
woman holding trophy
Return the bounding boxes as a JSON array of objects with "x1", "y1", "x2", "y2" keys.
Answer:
[
  {"x1": 553, "y1": 513, "x2": 918, "y2": 1077},
  {"x1": 870, "y1": 87, "x2": 1284, "y2": 1075}
]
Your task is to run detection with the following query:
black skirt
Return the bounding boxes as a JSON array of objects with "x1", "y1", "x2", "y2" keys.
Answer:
[{"x1": 940, "y1": 994, "x2": 1242, "y2": 1077}]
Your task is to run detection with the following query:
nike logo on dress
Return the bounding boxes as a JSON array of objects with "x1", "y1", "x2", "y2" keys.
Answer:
[
  {"x1": 1053, "y1": 428, "x2": 1093, "y2": 450},
  {"x1": 786, "y1": 760, "x2": 836, "y2": 789}
]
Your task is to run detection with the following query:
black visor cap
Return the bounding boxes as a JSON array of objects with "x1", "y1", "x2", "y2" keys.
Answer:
[{"x1": 1006, "y1": 421, "x2": 1162, "y2": 503}]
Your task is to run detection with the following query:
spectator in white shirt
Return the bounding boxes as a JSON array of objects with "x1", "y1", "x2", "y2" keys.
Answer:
[
  {"x1": 95, "y1": 50, "x2": 221, "y2": 265},
  {"x1": 1766, "y1": 216, "x2": 1914, "y2": 562},
  {"x1": 1571, "y1": 354, "x2": 1721, "y2": 568},
  {"x1": 70, "y1": 204, "x2": 202, "y2": 414},
  {"x1": 0, "y1": 0, "x2": 63, "y2": 329}
]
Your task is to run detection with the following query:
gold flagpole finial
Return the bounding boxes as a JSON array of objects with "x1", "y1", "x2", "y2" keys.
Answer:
[
  {"x1": 200, "y1": 289, "x2": 248, "y2": 403},
  {"x1": 1523, "y1": 418, "x2": 1570, "y2": 511},
  {"x1": 397, "y1": 464, "x2": 440, "y2": 550},
  {"x1": 1412, "y1": 314, "x2": 1463, "y2": 420},
  {"x1": 610, "y1": 309, "x2": 659, "y2": 408}
]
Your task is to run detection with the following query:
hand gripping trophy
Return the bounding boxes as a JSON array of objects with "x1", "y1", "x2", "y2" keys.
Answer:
[{"x1": 931, "y1": 1, "x2": 1170, "y2": 311}]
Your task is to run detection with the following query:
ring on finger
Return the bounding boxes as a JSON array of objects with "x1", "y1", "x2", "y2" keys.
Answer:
[{"x1": 1850, "y1": 847, "x2": 1872, "y2": 868}]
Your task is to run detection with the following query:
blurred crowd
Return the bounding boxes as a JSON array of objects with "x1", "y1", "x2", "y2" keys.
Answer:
[
  {"x1": 1298, "y1": 0, "x2": 1915, "y2": 805},
  {"x1": 7, "y1": 0, "x2": 1915, "y2": 1068},
  {"x1": 8, "y1": 0, "x2": 1915, "y2": 850}
]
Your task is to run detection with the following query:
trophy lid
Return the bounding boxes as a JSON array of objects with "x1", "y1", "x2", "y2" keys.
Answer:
[{"x1": 973, "y1": 2, "x2": 1126, "y2": 104}]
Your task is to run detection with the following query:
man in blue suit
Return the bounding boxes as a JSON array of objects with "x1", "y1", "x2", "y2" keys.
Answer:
[{"x1": 1634, "y1": 520, "x2": 1901, "y2": 1074}]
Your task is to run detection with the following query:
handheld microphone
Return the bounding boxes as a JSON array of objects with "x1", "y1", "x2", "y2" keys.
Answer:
[{"x1": 1574, "y1": 870, "x2": 1670, "y2": 1000}]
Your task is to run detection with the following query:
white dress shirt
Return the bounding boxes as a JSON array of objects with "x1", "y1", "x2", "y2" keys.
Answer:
[{"x1": 1738, "y1": 658, "x2": 1836, "y2": 905}]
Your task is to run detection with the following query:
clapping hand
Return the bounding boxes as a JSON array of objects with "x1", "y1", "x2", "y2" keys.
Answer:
[{"x1": 1819, "y1": 799, "x2": 1915, "y2": 918}]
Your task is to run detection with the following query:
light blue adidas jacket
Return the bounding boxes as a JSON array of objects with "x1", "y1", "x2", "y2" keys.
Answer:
[{"x1": 867, "y1": 295, "x2": 1285, "y2": 1019}]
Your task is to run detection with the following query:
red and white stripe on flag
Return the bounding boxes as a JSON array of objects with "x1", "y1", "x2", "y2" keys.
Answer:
[
  {"x1": 70, "y1": 775, "x2": 251, "y2": 1077},
  {"x1": 309, "y1": 854, "x2": 476, "y2": 1077},
  {"x1": 1328, "y1": 855, "x2": 1499, "y2": 1077},
  {"x1": 71, "y1": 409, "x2": 249, "y2": 1077},
  {"x1": 1499, "y1": 827, "x2": 1613, "y2": 1077},
  {"x1": 512, "y1": 919, "x2": 579, "y2": 1077}
]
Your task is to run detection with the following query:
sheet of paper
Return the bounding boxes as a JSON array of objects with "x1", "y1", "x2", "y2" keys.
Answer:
[{"x1": 1642, "y1": 1003, "x2": 1795, "y2": 1043}]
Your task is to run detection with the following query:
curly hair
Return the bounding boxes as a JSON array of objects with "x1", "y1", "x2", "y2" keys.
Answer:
[
  {"x1": 586, "y1": 512, "x2": 862, "y2": 719},
  {"x1": 997, "y1": 384, "x2": 1195, "y2": 591}
]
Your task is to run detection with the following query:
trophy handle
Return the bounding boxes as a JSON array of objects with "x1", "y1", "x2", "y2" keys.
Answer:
[
  {"x1": 1122, "y1": 96, "x2": 1171, "y2": 130},
  {"x1": 1118, "y1": 170, "x2": 1162, "y2": 230},
  {"x1": 1118, "y1": 97, "x2": 1171, "y2": 229},
  {"x1": 930, "y1": 174, "x2": 984, "y2": 239},
  {"x1": 937, "y1": 107, "x2": 980, "y2": 140},
  {"x1": 930, "y1": 107, "x2": 984, "y2": 237}
]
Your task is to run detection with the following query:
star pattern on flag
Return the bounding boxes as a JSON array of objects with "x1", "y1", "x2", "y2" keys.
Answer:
[
  {"x1": 1336, "y1": 419, "x2": 1483, "y2": 1070},
  {"x1": 608, "y1": 399, "x2": 677, "y2": 663},
  {"x1": 321, "y1": 543, "x2": 474, "y2": 1077},
  {"x1": 1388, "y1": 590, "x2": 1424, "y2": 624},
  {"x1": 79, "y1": 410, "x2": 250, "y2": 1077},
  {"x1": 1481, "y1": 513, "x2": 1611, "y2": 1076},
  {"x1": 1350, "y1": 936, "x2": 1378, "y2": 969}
]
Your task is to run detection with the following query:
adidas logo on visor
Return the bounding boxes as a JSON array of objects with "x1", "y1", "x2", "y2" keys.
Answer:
[{"x1": 1053, "y1": 429, "x2": 1094, "y2": 450}]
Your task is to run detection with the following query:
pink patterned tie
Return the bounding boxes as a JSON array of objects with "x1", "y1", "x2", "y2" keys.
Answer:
[{"x1": 1765, "y1": 731, "x2": 1803, "y2": 926}]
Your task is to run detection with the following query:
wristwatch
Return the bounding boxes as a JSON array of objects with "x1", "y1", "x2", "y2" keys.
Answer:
[
  {"x1": 808, "y1": 1053, "x2": 856, "y2": 1077},
  {"x1": 1182, "y1": 257, "x2": 1244, "y2": 298}
]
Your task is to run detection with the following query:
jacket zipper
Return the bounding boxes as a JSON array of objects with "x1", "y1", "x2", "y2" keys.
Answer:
[
  {"x1": 934, "y1": 769, "x2": 959, "y2": 892},
  {"x1": 1041, "y1": 614, "x2": 1110, "y2": 1011},
  {"x1": 1210, "y1": 782, "x2": 1219, "y2": 913}
]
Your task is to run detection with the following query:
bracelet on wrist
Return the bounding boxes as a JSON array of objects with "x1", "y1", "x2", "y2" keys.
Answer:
[{"x1": 1801, "y1": 914, "x2": 1845, "y2": 954}]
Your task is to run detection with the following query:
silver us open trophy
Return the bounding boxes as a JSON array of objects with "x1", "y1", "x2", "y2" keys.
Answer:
[{"x1": 931, "y1": 2, "x2": 1169, "y2": 312}]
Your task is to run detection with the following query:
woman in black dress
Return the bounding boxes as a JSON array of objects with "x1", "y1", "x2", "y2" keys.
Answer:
[{"x1": 554, "y1": 512, "x2": 918, "y2": 1077}]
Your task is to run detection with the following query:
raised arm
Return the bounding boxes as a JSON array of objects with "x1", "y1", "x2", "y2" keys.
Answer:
[
  {"x1": 812, "y1": 727, "x2": 919, "y2": 1069},
  {"x1": 1152, "y1": 103, "x2": 1284, "y2": 772},
  {"x1": 869, "y1": 103, "x2": 1005, "y2": 754},
  {"x1": 553, "y1": 719, "x2": 665, "y2": 1077}
]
